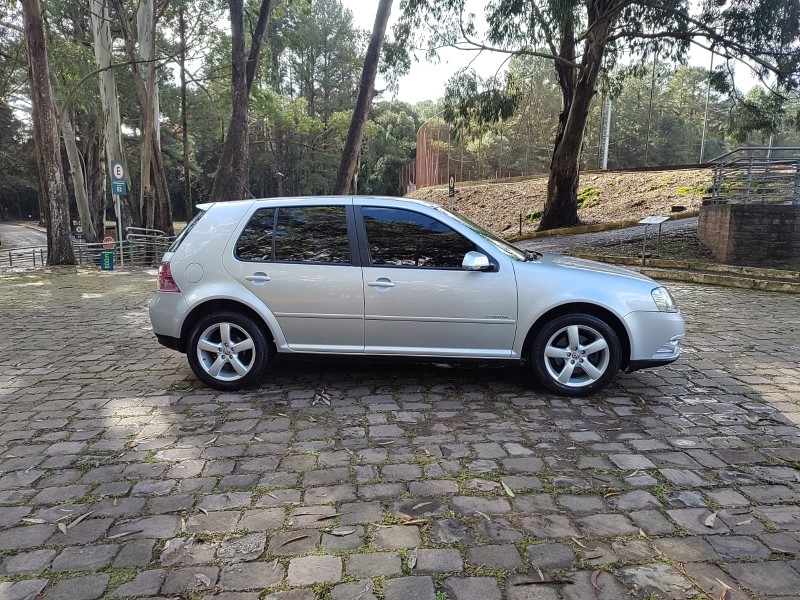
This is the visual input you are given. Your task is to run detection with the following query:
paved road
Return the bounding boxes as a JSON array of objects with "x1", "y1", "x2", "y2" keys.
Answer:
[
  {"x1": 518, "y1": 217, "x2": 698, "y2": 253},
  {"x1": 1, "y1": 269, "x2": 800, "y2": 599},
  {"x1": 0, "y1": 222, "x2": 47, "y2": 249}
]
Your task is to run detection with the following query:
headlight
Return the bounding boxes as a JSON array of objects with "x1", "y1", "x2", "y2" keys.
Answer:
[{"x1": 651, "y1": 287, "x2": 678, "y2": 312}]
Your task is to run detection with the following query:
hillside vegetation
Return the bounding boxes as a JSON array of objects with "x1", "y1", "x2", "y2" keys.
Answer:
[{"x1": 408, "y1": 168, "x2": 711, "y2": 238}]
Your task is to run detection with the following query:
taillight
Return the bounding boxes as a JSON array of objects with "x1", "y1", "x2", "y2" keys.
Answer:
[{"x1": 158, "y1": 262, "x2": 180, "y2": 292}]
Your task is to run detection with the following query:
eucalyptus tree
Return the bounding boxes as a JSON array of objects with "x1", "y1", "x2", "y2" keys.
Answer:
[
  {"x1": 396, "y1": 0, "x2": 800, "y2": 230},
  {"x1": 20, "y1": 0, "x2": 74, "y2": 264}
]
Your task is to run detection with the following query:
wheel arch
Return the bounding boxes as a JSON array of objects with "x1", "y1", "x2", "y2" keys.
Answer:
[
  {"x1": 521, "y1": 303, "x2": 631, "y2": 370},
  {"x1": 178, "y1": 299, "x2": 276, "y2": 353}
]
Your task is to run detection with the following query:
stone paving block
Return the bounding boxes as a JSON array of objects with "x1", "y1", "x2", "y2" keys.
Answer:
[
  {"x1": 267, "y1": 529, "x2": 321, "y2": 556},
  {"x1": 444, "y1": 576, "x2": 502, "y2": 600},
  {"x1": 413, "y1": 548, "x2": 464, "y2": 573},
  {"x1": 161, "y1": 566, "x2": 219, "y2": 595},
  {"x1": 217, "y1": 532, "x2": 266, "y2": 562},
  {"x1": 113, "y1": 539, "x2": 156, "y2": 568},
  {"x1": 109, "y1": 515, "x2": 181, "y2": 539},
  {"x1": 219, "y1": 561, "x2": 285, "y2": 590},
  {"x1": 666, "y1": 508, "x2": 730, "y2": 534},
  {"x1": 254, "y1": 488, "x2": 301, "y2": 507},
  {"x1": 653, "y1": 537, "x2": 718, "y2": 562},
  {"x1": 263, "y1": 592, "x2": 315, "y2": 600},
  {"x1": 331, "y1": 579, "x2": 378, "y2": 600},
  {"x1": 513, "y1": 493, "x2": 558, "y2": 513},
  {"x1": 502, "y1": 457, "x2": 544, "y2": 473},
  {"x1": 520, "y1": 514, "x2": 580, "y2": 539},
  {"x1": 44, "y1": 573, "x2": 110, "y2": 600},
  {"x1": 724, "y1": 561, "x2": 800, "y2": 597},
  {"x1": 506, "y1": 574, "x2": 560, "y2": 600},
  {"x1": 659, "y1": 468, "x2": 714, "y2": 487},
  {"x1": 48, "y1": 518, "x2": 113, "y2": 546},
  {"x1": 609, "y1": 454, "x2": 655, "y2": 469},
  {"x1": 305, "y1": 484, "x2": 356, "y2": 504},
  {"x1": 51, "y1": 544, "x2": 118, "y2": 571},
  {"x1": 608, "y1": 489, "x2": 662, "y2": 510},
  {"x1": 451, "y1": 496, "x2": 511, "y2": 516},
  {"x1": 429, "y1": 519, "x2": 479, "y2": 545},
  {"x1": 0, "y1": 579, "x2": 49, "y2": 600},
  {"x1": 347, "y1": 551, "x2": 402, "y2": 577},
  {"x1": 0, "y1": 524, "x2": 55, "y2": 550},
  {"x1": 383, "y1": 576, "x2": 436, "y2": 600},
  {"x1": 373, "y1": 525, "x2": 421, "y2": 549},
  {"x1": 1, "y1": 548, "x2": 56, "y2": 574},
  {"x1": 240, "y1": 508, "x2": 285, "y2": 531},
  {"x1": 287, "y1": 555, "x2": 342, "y2": 585},
  {"x1": 467, "y1": 544, "x2": 524, "y2": 569},
  {"x1": 526, "y1": 542, "x2": 576, "y2": 570},
  {"x1": 561, "y1": 569, "x2": 631, "y2": 600},
  {"x1": 707, "y1": 535, "x2": 771, "y2": 560},
  {"x1": 108, "y1": 569, "x2": 165, "y2": 597},
  {"x1": 322, "y1": 525, "x2": 365, "y2": 551},
  {"x1": 185, "y1": 511, "x2": 240, "y2": 533},
  {"x1": 476, "y1": 518, "x2": 522, "y2": 543},
  {"x1": 619, "y1": 563, "x2": 694, "y2": 599},
  {"x1": 576, "y1": 513, "x2": 638, "y2": 538},
  {"x1": 629, "y1": 509, "x2": 676, "y2": 536},
  {"x1": 338, "y1": 501, "x2": 382, "y2": 524},
  {"x1": 198, "y1": 491, "x2": 252, "y2": 511},
  {"x1": 557, "y1": 494, "x2": 608, "y2": 513}
]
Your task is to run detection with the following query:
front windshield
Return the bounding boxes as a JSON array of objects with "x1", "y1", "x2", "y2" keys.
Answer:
[{"x1": 438, "y1": 206, "x2": 529, "y2": 261}]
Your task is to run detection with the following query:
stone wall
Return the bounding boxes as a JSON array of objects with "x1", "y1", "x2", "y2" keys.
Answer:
[{"x1": 698, "y1": 203, "x2": 800, "y2": 265}]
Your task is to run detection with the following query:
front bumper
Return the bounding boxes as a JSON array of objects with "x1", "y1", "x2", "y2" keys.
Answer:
[{"x1": 623, "y1": 309, "x2": 685, "y2": 367}]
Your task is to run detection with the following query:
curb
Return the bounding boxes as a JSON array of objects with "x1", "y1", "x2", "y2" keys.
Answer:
[{"x1": 573, "y1": 254, "x2": 800, "y2": 294}]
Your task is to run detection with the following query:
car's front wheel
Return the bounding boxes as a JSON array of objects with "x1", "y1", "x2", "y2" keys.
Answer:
[
  {"x1": 531, "y1": 313, "x2": 621, "y2": 396},
  {"x1": 187, "y1": 312, "x2": 268, "y2": 391}
]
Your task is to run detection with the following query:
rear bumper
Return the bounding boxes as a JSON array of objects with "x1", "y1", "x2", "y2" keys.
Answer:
[
  {"x1": 156, "y1": 334, "x2": 183, "y2": 352},
  {"x1": 149, "y1": 291, "x2": 189, "y2": 342}
]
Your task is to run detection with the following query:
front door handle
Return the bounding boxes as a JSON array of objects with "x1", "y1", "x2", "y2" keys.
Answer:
[
  {"x1": 367, "y1": 278, "x2": 395, "y2": 288},
  {"x1": 245, "y1": 272, "x2": 271, "y2": 284}
]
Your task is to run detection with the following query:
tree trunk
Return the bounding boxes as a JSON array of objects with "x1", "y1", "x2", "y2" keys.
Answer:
[
  {"x1": 84, "y1": 136, "x2": 104, "y2": 238},
  {"x1": 21, "y1": 0, "x2": 75, "y2": 265},
  {"x1": 60, "y1": 109, "x2": 98, "y2": 242},
  {"x1": 538, "y1": 19, "x2": 611, "y2": 231},
  {"x1": 89, "y1": 0, "x2": 135, "y2": 231},
  {"x1": 137, "y1": 0, "x2": 156, "y2": 229},
  {"x1": 332, "y1": 0, "x2": 393, "y2": 195},
  {"x1": 209, "y1": 0, "x2": 274, "y2": 203},
  {"x1": 179, "y1": 1, "x2": 192, "y2": 220}
]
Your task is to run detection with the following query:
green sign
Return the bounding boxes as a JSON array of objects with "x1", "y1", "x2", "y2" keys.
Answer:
[
  {"x1": 112, "y1": 181, "x2": 127, "y2": 195},
  {"x1": 100, "y1": 250, "x2": 114, "y2": 271}
]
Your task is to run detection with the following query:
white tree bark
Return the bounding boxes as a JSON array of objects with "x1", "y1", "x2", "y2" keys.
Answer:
[
  {"x1": 89, "y1": 0, "x2": 134, "y2": 229},
  {"x1": 137, "y1": 0, "x2": 156, "y2": 227},
  {"x1": 59, "y1": 108, "x2": 98, "y2": 242}
]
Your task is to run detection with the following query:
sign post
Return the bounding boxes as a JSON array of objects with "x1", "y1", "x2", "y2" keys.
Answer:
[
  {"x1": 448, "y1": 174, "x2": 455, "y2": 201},
  {"x1": 110, "y1": 161, "x2": 127, "y2": 267},
  {"x1": 638, "y1": 216, "x2": 670, "y2": 265}
]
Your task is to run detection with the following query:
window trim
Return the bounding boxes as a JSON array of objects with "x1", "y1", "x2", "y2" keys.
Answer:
[
  {"x1": 355, "y1": 205, "x2": 499, "y2": 271},
  {"x1": 234, "y1": 204, "x2": 359, "y2": 266}
]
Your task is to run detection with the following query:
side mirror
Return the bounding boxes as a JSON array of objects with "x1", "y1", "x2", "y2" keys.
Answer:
[{"x1": 462, "y1": 251, "x2": 492, "y2": 271}]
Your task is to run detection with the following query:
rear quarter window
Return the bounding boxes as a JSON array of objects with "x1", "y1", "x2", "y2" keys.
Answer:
[{"x1": 168, "y1": 209, "x2": 206, "y2": 253}]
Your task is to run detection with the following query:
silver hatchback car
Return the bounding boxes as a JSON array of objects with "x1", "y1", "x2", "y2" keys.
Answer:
[{"x1": 150, "y1": 196, "x2": 684, "y2": 396}]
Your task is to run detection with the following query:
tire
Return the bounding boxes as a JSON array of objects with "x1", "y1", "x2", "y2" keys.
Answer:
[
  {"x1": 186, "y1": 311, "x2": 269, "y2": 391},
  {"x1": 531, "y1": 313, "x2": 621, "y2": 397}
]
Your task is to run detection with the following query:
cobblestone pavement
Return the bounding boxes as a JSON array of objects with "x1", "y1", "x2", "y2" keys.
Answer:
[{"x1": 1, "y1": 268, "x2": 800, "y2": 600}]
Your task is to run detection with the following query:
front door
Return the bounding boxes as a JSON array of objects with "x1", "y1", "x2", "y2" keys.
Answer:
[
  {"x1": 358, "y1": 206, "x2": 517, "y2": 357},
  {"x1": 224, "y1": 203, "x2": 364, "y2": 353}
]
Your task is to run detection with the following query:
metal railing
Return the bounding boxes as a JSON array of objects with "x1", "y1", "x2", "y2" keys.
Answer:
[
  {"x1": 0, "y1": 229, "x2": 174, "y2": 269},
  {"x1": 706, "y1": 147, "x2": 800, "y2": 205}
]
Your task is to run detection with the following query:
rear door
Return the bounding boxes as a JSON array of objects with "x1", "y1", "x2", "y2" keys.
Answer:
[
  {"x1": 223, "y1": 201, "x2": 364, "y2": 353},
  {"x1": 357, "y1": 205, "x2": 518, "y2": 357}
]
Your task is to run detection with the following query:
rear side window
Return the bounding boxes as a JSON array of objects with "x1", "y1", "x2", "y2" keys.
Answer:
[
  {"x1": 236, "y1": 205, "x2": 350, "y2": 264},
  {"x1": 168, "y1": 208, "x2": 206, "y2": 252},
  {"x1": 362, "y1": 207, "x2": 476, "y2": 268}
]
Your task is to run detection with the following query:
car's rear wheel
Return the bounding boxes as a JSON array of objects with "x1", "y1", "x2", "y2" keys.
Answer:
[
  {"x1": 187, "y1": 312, "x2": 268, "y2": 391},
  {"x1": 531, "y1": 313, "x2": 621, "y2": 396}
]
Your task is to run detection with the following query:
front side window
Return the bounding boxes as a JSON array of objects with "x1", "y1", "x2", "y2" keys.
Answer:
[
  {"x1": 362, "y1": 207, "x2": 476, "y2": 268},
  {"x1": 236, "y1": 205, "x2": 350, "y2": 264}
]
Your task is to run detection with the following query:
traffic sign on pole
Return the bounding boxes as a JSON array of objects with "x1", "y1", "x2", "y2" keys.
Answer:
[
  {"x1": 102, "y1": 236, "x2": 115, "y2": 250},
  {"x1": 111, "y1": 161, "x2": 127, "y2": 184}
]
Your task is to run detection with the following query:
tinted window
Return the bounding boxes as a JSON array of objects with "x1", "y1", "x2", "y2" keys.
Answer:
[
  {"x1": 362, "y1": 207, "x2": 476, "y2": 268},
  {"x1": 274, "y1": 206, "x2": 350, "y2": 263},
  {"x1": 236, "y1": 208, "x2": 276, "y2": 261}
]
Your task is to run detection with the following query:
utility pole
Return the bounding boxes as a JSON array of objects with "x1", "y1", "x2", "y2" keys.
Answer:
[
  {"x1": 644, "y1": 44, "x2": 658, "y2": 166},
  {"x1": 700, "y1": 49, "x2": 714, "y2": 163}
]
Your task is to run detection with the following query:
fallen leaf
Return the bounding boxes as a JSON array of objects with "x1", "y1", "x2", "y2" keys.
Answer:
[
  {"x1": 411, "y1": 501, "x2": 434, "y2": 511},
  {"x1": 378, "y1": 440, "x2": 395, "y2": 446},
  {"x1": 501, "y1": 480, "x2": 516, "y2": 498},
  {"x1": 400, "y1": 519, "x2": 426, "y2": 525},
  {"x1": 735, "y1": 518, "x2": 753, "y2": 526},
  {"x1": 113, "y1": 497, "x2": 118, "y2": 506},
  {"x1": 267, "y1": 493, "x2": 277, "y2": 499},
  {"x1": 204, "y1": 436, "x2": 218, "y2": 446},
  {"x1": 68, "y1": 511, "x2": 94, "y2": 529},
  {"x1": 537, "y1": 567, "x2": 544, "y2": 581},
  {"x1": 584, "y1": 552, "x2": 604, "y2": 560},
  {"x1": 199, "y1": 508, "x2": 209, "y2": 516},
  {"x1": 591, "y1": 568, "x2": 602, "y2": 590},
  {"x1": 327, "y1": 529, "x2": 356, "y2": 536},
  {"x1": 280, "y1": 535, "x2": 310, "y2": 547},
  {"x1": 603, "y1": 492, "x2": 621, "y2": 499},
  {"x1": 277, "y1": 413, "x2": 288, "y2": 417},
  {"x1": 408, "y1": 548, "x2": 417, "y2": 570},
  {"x1": 513, "y1": 576, "x2": 574, "y2": 585},
  {"x1": 475, "y1": 511, "x2": 491, "y2": 521},
  {"x1": 253, "y1": 436, "x2": 264, "y2": 442},
  {"x1": 571, "y1": 537, "x2": 588, "y2": 549},
  {"x1": 21, "y1": 518, "x2": 46, "y2": 524},
  {"x1": 704, "y1": 512, "x2": 717, "y2": 528},
  {"x1": 194, "y1": 573, "x2": 212, "y2": 587},
  {"x1": 107, "y1": 530, "x2": 141, "y2": 540},
  {"x1": 57, "y1": 523, "x2": 68, "y2": 535}
]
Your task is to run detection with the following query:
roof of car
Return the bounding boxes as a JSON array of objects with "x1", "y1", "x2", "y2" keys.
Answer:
[{"x1": 196, "y1": 196, "x2": 440, "y2": 212}]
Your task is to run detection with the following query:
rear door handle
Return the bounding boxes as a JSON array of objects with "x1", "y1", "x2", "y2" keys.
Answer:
[{"x1": 245, "y1": 272, "x2": 271, "y2": 284}]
